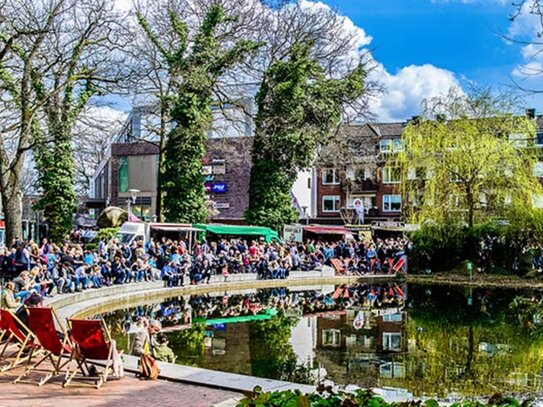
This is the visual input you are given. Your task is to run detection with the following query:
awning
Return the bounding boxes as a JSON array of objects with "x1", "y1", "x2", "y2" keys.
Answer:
[
  {"x1": 193, "y1": 224, "x2": 279, "y2": 243},
  {"x1": 150, "y1": 224, "x2": 201, "y2": 232},
  {"x1": 303, "y1": 225, "x2": 349, "y2": 235}
]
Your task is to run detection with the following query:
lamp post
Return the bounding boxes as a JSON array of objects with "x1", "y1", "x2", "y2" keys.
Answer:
[
  {"x1": 302, "y1": 206, "x2": 308, "y2": 225},
  {"x1": 127, "y1": 189, "x2": 140, "y2": 220}
]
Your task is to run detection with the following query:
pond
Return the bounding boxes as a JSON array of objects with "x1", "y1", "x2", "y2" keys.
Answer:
[{"x1": 99, "y1": 282, "x2": 543, "y2": 401}]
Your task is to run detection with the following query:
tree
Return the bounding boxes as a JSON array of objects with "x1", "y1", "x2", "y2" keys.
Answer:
[
  {"x1": 0, "y1": 0, "x2": 67, "y2": 244},
  {"x1": 138, "y1": 4, "x2": 260, "y2": 223},
  {"x1": 392, "y1": 91, "x2": 543, "y2": 229},
  {"x1": 29, "y1": 0, "x2": 125, "y2": 242},
  {"x1": 245, "y1": 43, "x2": 366, "y2": 230}
]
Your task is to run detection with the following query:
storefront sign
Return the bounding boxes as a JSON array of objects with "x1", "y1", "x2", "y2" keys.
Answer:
[
  {"x1": 211, "y1": 182, "x2": 227, "y2": 194},
  {"x1": 214, "y1": 202, "x2": 230, "y2": 209},
  {"x1": 283, "y1": 224, "x2": 303, "y2": 242}
]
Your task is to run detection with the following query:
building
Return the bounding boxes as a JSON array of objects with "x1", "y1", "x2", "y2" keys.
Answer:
[
  {"x1": 89, "y1": 99, "x2": 313, "y2": 223},
  {"x1": 314, "y1": 122, "x2": 406, "y2": 225}
]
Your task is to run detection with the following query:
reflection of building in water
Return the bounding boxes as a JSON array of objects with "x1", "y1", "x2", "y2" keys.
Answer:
[
  {"x1": 313, "y1": 307, "x2": 407, "y2": 389},
  {"x1": 290, "y1": 316, "x2": 318, "y2": 368}
]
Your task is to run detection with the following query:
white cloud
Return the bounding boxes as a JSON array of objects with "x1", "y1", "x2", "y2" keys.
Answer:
[{"x1": 369, "y1": 64, "x2": 462, "y2": 122}]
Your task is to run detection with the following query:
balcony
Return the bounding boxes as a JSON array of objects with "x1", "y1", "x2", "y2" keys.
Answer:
[{"x1": 349, "y1": 178, "x2": 379, "y2": 193}]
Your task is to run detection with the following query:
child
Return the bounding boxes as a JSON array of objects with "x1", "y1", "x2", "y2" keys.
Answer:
[{"x1": 152, "y1": 334, "x2": 176, "y2": 363}]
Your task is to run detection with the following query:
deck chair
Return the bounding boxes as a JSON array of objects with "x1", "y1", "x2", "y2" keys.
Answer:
[
  {"x1": 392, "y1": 257, "x2": 406, "y2": 274},
  {"x1": 330, "y1": 259, "x2": 345, "y2": 275},
  {"x1": 14, "y1": 307, "x2": 72, "y2": 386},
  {"x1": 0, "y1": 309, "x2": 36, "y2": 372},
  {"x1": 63, "y1": 319, "x2": 115, "y2": 389}
]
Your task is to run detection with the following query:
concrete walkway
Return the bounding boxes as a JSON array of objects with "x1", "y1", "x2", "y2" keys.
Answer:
[{"x1": 0, "y1": 362, "x2": 240, "y2": 407}]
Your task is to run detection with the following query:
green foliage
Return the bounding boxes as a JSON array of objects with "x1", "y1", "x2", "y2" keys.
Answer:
[
  {"x1": 411, "y1": 208, "x2": 543, "y2": 274},
  {"x1": 245, "y1": 43, "x2": 366, "y2": 230},
  {"x1": 139, "y1": 5, "x2": 260, "y2": 223},
  {"x1": 237, "y1": 387, "x2": 530, "y2": 407},
  {"x1": 97, "y1": 227, "x2": 119, "y2": 242},
  {"x1": 167, "y1": 323, "x2": 206, "y2": 365},
  {"x1": 33, "y1": 125, "x2": 77, "y2": 243},
  {"x1": 509, "y1": 296, "x2": 543, "y2": 336},
  {"x1": 393, "y1": 111, "x2": 542, "y2": 229},
  {"x1": 249, "y1": 315, "x2": 313, "y2": 384}
]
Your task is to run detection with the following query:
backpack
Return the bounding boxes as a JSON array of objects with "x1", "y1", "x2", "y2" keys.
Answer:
[{"x1": 138, "y1": 353, "x2": 160, "y2": 380}]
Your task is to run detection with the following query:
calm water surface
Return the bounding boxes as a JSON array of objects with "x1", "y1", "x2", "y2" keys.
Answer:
[{"x1": 100, "y1": 283, "x2": 543, "y2": 400}]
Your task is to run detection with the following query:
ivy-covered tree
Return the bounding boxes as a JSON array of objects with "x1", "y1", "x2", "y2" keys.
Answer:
[
  {"x1": 245, "y1": 43, "x2": 366, "y2": 230},
  {"x1": 31, "y1": 0, "x2": 124, "y2": 242},
  {"x1": 138, "y1": 5, "x2": 260, "y2": 223}
]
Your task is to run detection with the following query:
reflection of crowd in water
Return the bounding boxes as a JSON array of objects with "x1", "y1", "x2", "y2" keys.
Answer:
[{"x1": 104, "y1": 283, "x2": 406, "y2": 329}]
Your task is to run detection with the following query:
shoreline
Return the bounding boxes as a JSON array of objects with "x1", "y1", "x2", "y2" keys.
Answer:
[{"x1": 405, "y1": 273, "x2": 543, "y2": 289}]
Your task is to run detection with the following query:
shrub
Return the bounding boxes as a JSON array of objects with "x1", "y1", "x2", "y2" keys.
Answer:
[{"x1": 96, "y1": 227, "x2": 119, "y2": 242}]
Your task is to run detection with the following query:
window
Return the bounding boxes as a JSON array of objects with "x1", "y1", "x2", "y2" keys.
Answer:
[
  {"x1": 322, "y1": 169, "x2": 339, "y2": 185},
  {"x1": 380, "y1": 138, "x2": 403, "y2": 153},
  {"x1": 379, "y1": 139, "x2": 392, "y2": 152},
  {"x1": 383, "y1": 195, "x2": 401, "y2": 212},
  {"x1": 118, "y1": 156, "x2": 129, "y2": 193},
  {"x1": 131, "y1": 112, "x2": 141, "y2": 139},
  {"x1": 382, "y1": 167, "x2": 401, "y2": 184},
  {"x1": 383, "y1": 332, "x2": 402, "y2": 351},
  {"x1": 323, "y1": 329, "x2": 341, "y2": 347},
  {"x1": 509, "y1": 133, "x2": 528, "y2": 148},
  {"x1": 383, "y1": 313, "x2": 402, "y2": 322},
  {"x1": 534, "y1": 162, "x2": 543, "y2": 178},
  {"x1": 537, "y1": 133, "x2": 543, "y2": 146},
  {"x1": 322, "y1": 196, "x2": 340, "y2": 212}
]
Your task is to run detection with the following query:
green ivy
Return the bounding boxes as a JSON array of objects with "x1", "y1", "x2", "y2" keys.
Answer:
[
  {"x1": 237, "y1": 387, "x2": 532, "y2": 407},
  {"x1": 245, "y1": 43, "x2": 366, "y2": 230},
  {"x1": 139, "y1": 6, "x2": 261, "y2": 223}
]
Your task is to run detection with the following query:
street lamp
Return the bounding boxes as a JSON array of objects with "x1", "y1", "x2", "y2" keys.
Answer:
[
  {"x1": 127, "y1": 189, "x2": 140, "y2": 220},
  {"x1": 301, "y1": 206, "x2": 308, "y2": 225}
]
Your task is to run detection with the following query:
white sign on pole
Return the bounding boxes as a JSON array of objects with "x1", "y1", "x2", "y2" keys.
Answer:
[
  {"x1": 283, "y1": 224, "x2": 303, "y2": 242},
  {"x1": 353, "y1": 198, "x2": 365, "y2": 223},
  {"x1": 353, "y1": 311, "x2": 365, "y2": 330}
]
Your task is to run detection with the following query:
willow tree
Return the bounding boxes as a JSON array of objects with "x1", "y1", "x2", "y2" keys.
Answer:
[
  {"x1": 138, "y1": 5, "x2": 260, "y2": 223},
  {"x1": 245, "y1": 43, "x2": 366, "y2": 230},
  {"x1": 392, "y1": 114, "x2": 542, "y2": 228}
]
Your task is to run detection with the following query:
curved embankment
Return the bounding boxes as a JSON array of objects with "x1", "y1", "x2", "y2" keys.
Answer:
[{"x1": 46, "y1": 269, "x2": 400, "y2": 399}]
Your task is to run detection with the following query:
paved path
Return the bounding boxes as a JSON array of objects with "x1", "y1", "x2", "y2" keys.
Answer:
[{"x1": 0, "y1": 364, "x2": 240, "y2": 407}]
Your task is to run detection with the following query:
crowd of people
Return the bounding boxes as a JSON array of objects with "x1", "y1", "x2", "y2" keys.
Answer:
[{"x1": 0, "y1": 234, "x2": 410, "y2": 311}]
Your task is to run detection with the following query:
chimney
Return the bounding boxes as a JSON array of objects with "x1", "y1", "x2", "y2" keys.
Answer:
[{"x1": 526, "y1": 108, "x2": 536, "y2": 120}]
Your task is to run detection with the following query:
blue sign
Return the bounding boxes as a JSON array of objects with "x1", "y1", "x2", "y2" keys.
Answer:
[{"x1": 211, "y1": 182, "x2": 227, "y2": 194}]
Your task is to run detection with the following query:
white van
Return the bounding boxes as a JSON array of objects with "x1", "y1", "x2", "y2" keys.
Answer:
[{"x1": 113, "y1": 222, "x2": 200, "y2": 247}]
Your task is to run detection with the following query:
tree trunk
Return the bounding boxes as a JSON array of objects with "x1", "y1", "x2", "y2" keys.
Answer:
[
  {"x1": 2, "y1": 184, "x2": 23, "y2": 246},
  {"x1": 155, "y1": 101, "x2": 168, "y2": 222}
]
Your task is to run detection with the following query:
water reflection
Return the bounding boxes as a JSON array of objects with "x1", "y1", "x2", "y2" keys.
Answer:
[{"x1": 100, "y1": 283, "x2": 543, "y2": 400}]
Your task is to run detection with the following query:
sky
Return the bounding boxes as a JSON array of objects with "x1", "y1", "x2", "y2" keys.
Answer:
[
  {"x1": 312, "y1": 0, "x2": 543, "y2": 121},
  {"x1": 109, "y1": 0, "x2": 543, "y2": 123}
]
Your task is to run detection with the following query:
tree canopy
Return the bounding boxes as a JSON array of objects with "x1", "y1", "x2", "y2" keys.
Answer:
[
  {"x1": 245, "y1": 43, "x2": 366, "y2": 230},
  {"x1": 392, "y1": 114, "x2": 543, "y2": 228}
]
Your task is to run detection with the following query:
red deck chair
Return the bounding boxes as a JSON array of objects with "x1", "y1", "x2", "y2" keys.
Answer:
[
  {"x1": 330, "y1": 259, "x2": 345, "y2": 275},
  {"x1": 392, "y1": 257, "x2": 406, "y2": 274},
  {"x1": 14, "y1": 307, "x2": 72, "y2": 386},
  {"x1": 64, "y1": 319, "x2": 115, "y2": 389},
  {"x1": 0, "y1": 309, "x2": 36, "y2": 372}
]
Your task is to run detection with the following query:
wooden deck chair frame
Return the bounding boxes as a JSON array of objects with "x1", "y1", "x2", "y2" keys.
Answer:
[
  {"x1": 63, "y1": 318, "x2": 115, "y2": 389},
  {"x1": 330, "y1": 259, "x2": 345, "y2": 275},
  {"x1": 14, "y1": 307, "x2": 72, "y2": 387},
  {"x1": 0, "y1": 309, "x2": 37, "y2": 372}
]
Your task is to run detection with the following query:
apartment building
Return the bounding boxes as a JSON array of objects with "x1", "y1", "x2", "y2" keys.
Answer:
[{"x1": 89, "y1": 99, "x2": 313, "y2": 222}]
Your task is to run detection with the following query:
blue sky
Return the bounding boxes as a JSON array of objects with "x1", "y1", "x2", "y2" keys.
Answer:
[
  {"x1": 312, "y1": 0, "x2": 543, "y2": 119},
  {"x1": 108, "y1": 0, "x2": 543, "y2": 122}
]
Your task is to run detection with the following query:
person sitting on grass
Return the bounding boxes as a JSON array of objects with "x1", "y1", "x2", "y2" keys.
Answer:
[{"x1": 152, "y1": 334, "x2": 176, "y2": 363}]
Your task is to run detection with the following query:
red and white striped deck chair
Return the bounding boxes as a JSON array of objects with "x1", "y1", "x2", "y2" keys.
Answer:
[{"x1": 392, "y1": 257, "x2": 406, "y2": 274}]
